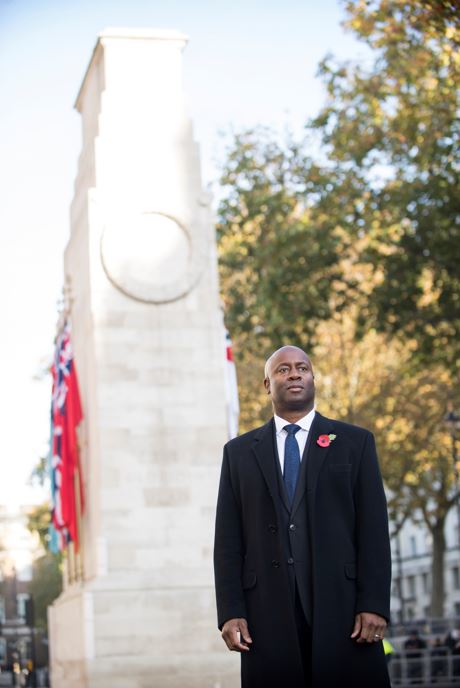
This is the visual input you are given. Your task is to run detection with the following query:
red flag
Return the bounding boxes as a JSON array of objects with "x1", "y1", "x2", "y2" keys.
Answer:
[{"x1": 50, "y1": 321, "x2": 84, "y2": 550}]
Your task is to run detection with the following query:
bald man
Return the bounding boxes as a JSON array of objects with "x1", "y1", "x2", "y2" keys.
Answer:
[{"x1": 214, "y1": 346, "x2": 391, "y2": 687}]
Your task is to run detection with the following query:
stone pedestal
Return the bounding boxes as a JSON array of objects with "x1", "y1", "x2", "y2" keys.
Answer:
[{"x1": 48, "y1": 29, "x2": 238, "y2": 688}]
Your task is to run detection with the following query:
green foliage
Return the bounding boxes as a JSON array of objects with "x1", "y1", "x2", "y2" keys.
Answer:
[
  {"x1": 311, "y1": 0, "x2": 460, "y2": 369},
  {"x1": 29, "y1": 456, "x2": 48, "y2": 488},
  {"x1": 217, "y1": 129, "x2": 346, "y2": 430},
  {"x1": 26, "y1": 502, "x2": 53, "y2": 552},
  {"x1": 28, "y1": 553, "x2": 62, "y2": 631},
  {"x1": 218, "y1": 129, "x2": 340, "y2": 353},
  {"x1": 26, "y1": 503, "x2": 62, "y2": 631}
]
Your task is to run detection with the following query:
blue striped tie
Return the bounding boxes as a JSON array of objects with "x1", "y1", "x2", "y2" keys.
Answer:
[{"x1": 283, "y1": 424, "x2": 301, "y2": 505}]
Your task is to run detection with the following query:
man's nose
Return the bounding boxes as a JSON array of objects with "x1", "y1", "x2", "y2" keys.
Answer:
[{"x1": 288, "y1": 370, "x2": 301, "y2": 379}]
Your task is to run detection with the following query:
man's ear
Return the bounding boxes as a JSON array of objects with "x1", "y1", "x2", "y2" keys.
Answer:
[{"x1": 264, "y1": 378, "x2": 270, "y2": 395}]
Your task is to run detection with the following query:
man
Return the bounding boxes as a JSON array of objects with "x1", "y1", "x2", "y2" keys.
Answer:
[
  {"x1": 214, "y1": 346, "x2": 391, "y2": 687},
  {"x1": 404, "y1": 629, "x2": 427, "y2": 683}
]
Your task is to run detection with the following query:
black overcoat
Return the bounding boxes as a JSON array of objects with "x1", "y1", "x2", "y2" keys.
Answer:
[{"x1": 214, "y1": 412, "x2": 391, "y2": 688}]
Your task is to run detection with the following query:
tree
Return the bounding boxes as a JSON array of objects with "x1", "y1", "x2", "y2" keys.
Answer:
[
  {"x1": 307, "y1": 0, "x2": 460, "y2": 614},
  {"x1": 26, "y1": 502, "x2": 54, "y2": 553},
  {"x1": 26, "y1": 499, "x2": 62, "y2": 631},
  {"x1": 310, "y1": 0, "x2": 460, "y2": 370},
  {"x1": 27, "y1": 551, "x2": 62, "y2": 632},
  {"x1": 217, "y1": 129, "x2": 344, "y2": 430},
  {"x1": 217, "y1": 128, "x2": 341, "y2": 344}
]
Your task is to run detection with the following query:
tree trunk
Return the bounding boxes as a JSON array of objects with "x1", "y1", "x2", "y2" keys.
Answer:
[{"x1": 430, "y1": 519, "x2": 446, "y2": 618}]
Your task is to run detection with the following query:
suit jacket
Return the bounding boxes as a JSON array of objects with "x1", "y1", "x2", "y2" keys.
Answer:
[{"x1": 214, "y1": 412, "x2": 391, "y2": 688}]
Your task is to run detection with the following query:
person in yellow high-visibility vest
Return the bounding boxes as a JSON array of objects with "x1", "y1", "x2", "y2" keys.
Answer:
[{"x1": 383, "y1": 638, "x2": 395, "y2": 663}]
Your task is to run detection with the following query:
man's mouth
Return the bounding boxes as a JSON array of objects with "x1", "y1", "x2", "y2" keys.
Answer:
[{"x1": 287, "y1": 385, "x2": 303, "y2": 392}]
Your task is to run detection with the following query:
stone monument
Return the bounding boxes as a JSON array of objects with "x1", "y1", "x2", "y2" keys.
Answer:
[{"x1": 48, "y1": 29, "x2": 238, "y2": 688}]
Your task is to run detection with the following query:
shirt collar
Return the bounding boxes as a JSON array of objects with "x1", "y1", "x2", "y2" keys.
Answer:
[{"x1": 274, "y1": 408, "x2": 316, "y2": 435}]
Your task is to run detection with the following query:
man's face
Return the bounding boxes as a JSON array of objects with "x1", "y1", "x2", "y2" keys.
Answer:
[{"x1": 264, "y1": 346, "x2": 315, "y2": 416}]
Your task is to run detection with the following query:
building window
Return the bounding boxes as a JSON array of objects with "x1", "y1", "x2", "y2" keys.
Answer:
[
  {"x1": 455, "y1": 602, "x2": 460, "y2": 617},
  {"x1": 453, "y1": 566, "x2": 460, "y2": 590},
  {"x1": 16, "y1": 593, "x2": 30, "y2": 620},
  {"x1": 407, "y1": 606, "x2": 415, "y2": 620},
  {"x1": 410, "y1": 535, "x2": 417, "y2": 556},
  {"x1": 407, "y1": 575, "x2": 416, "y2": 599},
  {"x1": 425, "y1": 532, "x2": 433, "y2": 551},
  {"x1": 422, "y1": 572, "x2": 430, "y2": 594},
  {"x1": 0, "y1": 596, "x2": 5, "y2": 623},
  {"x1": 0, "y1": 638, "x2": 6, "y2": 664}
]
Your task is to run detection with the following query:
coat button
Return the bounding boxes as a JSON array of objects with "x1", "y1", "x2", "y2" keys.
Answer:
[
  {"x1": 271, "y1": 560, "x2": 280, "y2": 568},
  {"x1": 287, "y1": 557, "x2": 294, "y2": 565},
  {"x1": 289, "y1": 524, "x2": 296, "y2": 531},
  {"x1": 268, "y1": 524, "x2": 278, "y2": 533}
]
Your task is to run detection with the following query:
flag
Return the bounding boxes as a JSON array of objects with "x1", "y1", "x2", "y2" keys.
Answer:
[
  {"x1": 49, "y1": 320, "x2": 84, "y2": 552},
  {"x1": 47, "y1": 416, "x2": 60, "y2": 554},
  {"x1": 224, "y1": 329, "x2": 239, "y2": 439}
]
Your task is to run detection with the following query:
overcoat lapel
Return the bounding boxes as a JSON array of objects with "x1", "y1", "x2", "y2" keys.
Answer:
[
  {"x1": 305, "y1": 412, "x2": 334, "y2": 497},
  {"x1": 251, "y1": 419, "x2": 279, "y2": 502}
]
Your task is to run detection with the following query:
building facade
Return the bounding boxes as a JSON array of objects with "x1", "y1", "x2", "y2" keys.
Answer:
[{"x1": 390, "y1": 506, "x2": 460, "y2": 624}]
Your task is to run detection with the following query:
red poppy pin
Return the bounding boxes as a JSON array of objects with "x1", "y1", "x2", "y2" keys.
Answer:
[{"x1": 317, "y1": 433, "x2": 337, "y2": 447}]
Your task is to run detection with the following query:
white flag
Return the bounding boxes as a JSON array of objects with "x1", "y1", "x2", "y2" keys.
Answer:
[{"x1": 224, "y1": 329, "x2": 239, "y2": 439}]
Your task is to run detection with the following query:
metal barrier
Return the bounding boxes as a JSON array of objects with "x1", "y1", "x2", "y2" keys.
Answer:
[{"x1": 389, "y1": 648, "x2": 460, "y2": 685}]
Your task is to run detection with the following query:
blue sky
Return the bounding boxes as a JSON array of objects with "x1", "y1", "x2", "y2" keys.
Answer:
[{"x1": 0, "y1": 0, "x2": 367, "y2": 517}]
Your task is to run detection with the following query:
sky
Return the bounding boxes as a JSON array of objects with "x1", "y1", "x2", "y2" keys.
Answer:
[{"x1": 0, "y1": 0, "x2": 368, "y2": 552}]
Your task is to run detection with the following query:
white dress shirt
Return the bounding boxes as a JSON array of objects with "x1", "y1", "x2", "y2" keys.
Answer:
[{"x1": 274, "y1": 408, "x2": 316, "y2": 473}]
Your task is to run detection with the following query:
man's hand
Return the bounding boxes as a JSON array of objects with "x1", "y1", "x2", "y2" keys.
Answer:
[
  {"x1": 221, "y1": 617, "x2": 253, "y2": 652},
  {"x1": 351, "y1": 612, "x2": 387, "y2": 644}
]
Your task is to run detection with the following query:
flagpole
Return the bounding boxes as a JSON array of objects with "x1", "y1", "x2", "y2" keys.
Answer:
[
  {"x1": 75, "y1": 465, "x2": 85, "y2": 581},
  {"x1": 68, "y1": 541, "x2": 76, "y2": 585}
]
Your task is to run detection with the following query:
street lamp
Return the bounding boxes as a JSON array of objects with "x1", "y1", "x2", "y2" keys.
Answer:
[{"x1": 444, "y1": 410, "x2": 460, "y2": 550}]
